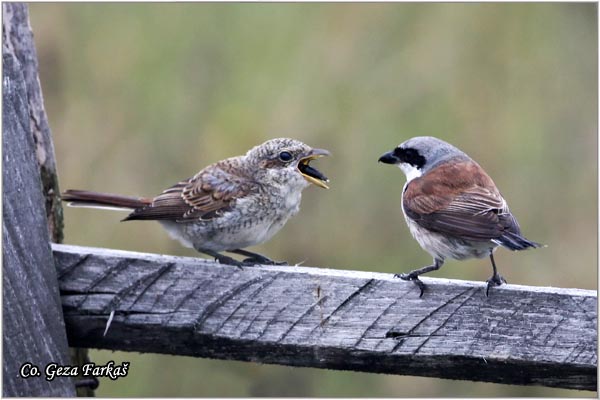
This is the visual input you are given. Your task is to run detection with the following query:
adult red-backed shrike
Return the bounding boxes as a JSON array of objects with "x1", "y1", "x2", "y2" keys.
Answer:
[
  {"x1": 378, "y1": 136, "x2": 541, "y2": 297},
  {"x1": 63, "y1": 138, "x2": 330, "y2": 267}
]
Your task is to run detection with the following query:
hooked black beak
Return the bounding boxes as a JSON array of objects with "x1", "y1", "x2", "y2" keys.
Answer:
[{"x1": 378, "y1": 151, "x2": 399, "y2": 165}]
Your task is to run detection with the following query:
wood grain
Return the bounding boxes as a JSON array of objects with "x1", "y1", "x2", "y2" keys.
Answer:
[
  {"x1": 55, "y1": 244, "x2": 597, "y2": 391},
  {"x1": 4, "y1": 3, "x2": 94, "y2": 394},
  {"x1": 3, "y1": 2, "x2": 64, "y2": 242},
  {"x1": 2, "y1": 4, "x2": 75, "y2": 395}
]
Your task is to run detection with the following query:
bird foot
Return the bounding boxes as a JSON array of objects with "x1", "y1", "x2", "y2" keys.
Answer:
[
  {"x1": 214, "y1": 255, "x2": 245, "y2": 269},
  {"x1": 485, "y1": 273, "x2": 507, "y2": 297},
  {"x1": 394, "y1": 273, "x2": 426, "y2": 298},
  {"x1": 242, "y1": 256, "x2": 288, "y2": 266}
]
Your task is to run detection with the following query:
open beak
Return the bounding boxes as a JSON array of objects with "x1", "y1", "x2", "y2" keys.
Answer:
[{"x1": 298, "y1": 148, "x2": 330, "y2": 189}]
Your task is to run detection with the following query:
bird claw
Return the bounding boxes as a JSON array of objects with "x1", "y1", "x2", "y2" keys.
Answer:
[
  {"x1": 394, "y1": 273, "x2": 426, "y2": 298},
  {"x1": 394, "y1": 273, "x2": 410, "y2": 280},
  {"x1": 242, "y1": 257, "x2": 287, "y2": 266},
  {"x1": 485, "y1": 274, "x2": 507, "y2": 297},
  {"x1": 214, "y1": 256, "x2": 245, "y2": 269}
]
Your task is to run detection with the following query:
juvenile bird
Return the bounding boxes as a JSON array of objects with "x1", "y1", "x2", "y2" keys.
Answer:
[
  {"x1": 378, "y1": 136, "x2": 541, "y2": 297},
  {"x1": 63, "y1": 138, "x2": 330, "y2": 267}
]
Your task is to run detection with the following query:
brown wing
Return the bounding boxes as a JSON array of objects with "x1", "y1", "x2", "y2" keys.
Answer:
[
  {"x1": 124, "y1": 158, "x2": 258, "y2": 222},
  {"x1": 403, "y1": 160, "x2": 521, "y2": 241}
]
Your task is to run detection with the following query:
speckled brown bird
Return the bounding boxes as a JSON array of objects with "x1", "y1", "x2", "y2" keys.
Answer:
[
  {"x1": 379, "y1": 136, "x2": 542, "y2": 297},
  {"x1": 62, "y1": 138, "x2": 330, "y2": 266}
]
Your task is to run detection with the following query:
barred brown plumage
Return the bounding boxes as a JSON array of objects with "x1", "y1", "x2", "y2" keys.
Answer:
[{"x1": 63, "y1": 138, "x2": 330, "y2": 267}]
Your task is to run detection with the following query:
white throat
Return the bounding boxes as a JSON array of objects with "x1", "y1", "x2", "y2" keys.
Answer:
[{"x1": 398, "y1": 163, "x2": 422, "y2": 183}]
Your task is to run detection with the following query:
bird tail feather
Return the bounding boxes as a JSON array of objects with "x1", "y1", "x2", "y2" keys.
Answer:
[
  {"x1": 494, "y1": 231, "x2": 544, "y2": 251},
  {"x1": 61, "y1": 190, "x2": 151, "y2": 211}
]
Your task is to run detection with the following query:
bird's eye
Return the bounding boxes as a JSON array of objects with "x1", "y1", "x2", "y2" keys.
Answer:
[
  {"x1": 394, "y1": 147, "x2": 426, "y2": 169},
  {"x1": 278, "y1": 151, "x2": 293, "y2": 162}
]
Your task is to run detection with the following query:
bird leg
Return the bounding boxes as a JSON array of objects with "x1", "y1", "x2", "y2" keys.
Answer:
[
  {"x1": 201, "y1": 250, "x2": 244, "y2": 269},
  {"x1": 395, "y1": 258, "x2": 444, "y2": 298},
  {"x1": 485, "y1": 252, "x2": 507, "y2": 297},
  {"x1": 230, "y1": 249, "x2": 288, "y2": 266}
]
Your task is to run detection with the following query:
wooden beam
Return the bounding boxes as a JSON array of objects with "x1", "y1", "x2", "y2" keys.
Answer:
[
  {"x1": 2, "y1": 4, "x2": 76, "y2": 395},
  {"x1": 54, "y1": 244, "x2": 597, "y2": 391}
]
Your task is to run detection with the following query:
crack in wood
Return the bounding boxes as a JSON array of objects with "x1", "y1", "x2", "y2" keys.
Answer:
[
  {"x1": 95, "y1": 260, "x2": 169, "y2": 314},
  {"x1": 193, "y1": 276, "x2": 264, "y2": 332},
  {"x1": 390, "y1": 288, "x2": 472, "y2": 354},
  {"x1": 541, "y1": 316, "x2": 567, "y2": 345},
  {"x1": 56, "y1": 253, "x2": 90, "y2": 279},
  {"x1": 161, "y1": 267, "x2": 240, "y2": 326},
  {"x1": 563, "y1": 343, "x2": 592, "y2": 365},
  {"x1": 84, "y1": 258, "x2": 130, "y2": 292},
  {"x1": 465, "y1": 293, "x2": 537, "y2": 358},
  {"x1": 412, "y1": 287, "x2": 476, "y2": 354},
  {"x1": 66, "y1": 257, "x2": 128, "y2": 309},
  {"x1": 164, "y1": 278, "x2": 215, "y2": 327},
  {"x1": 61, "y1": 290, "x2": 116, "y2": 296},
  {"x1": 230, "y1": 272, "x2": 288, "y2": 335},
  {"x1": 385, "y1": 331, "x2": 445, "y2": 338},
  {"x1": 365, "y1": 290, "x2": 415, "y2": 351},
  {"x1": 212, "y1": 272, "x2": 283, "y2": 335},
  {"x1": 277, "y1": 295, "x2": 329, "y2": 342},
  {"x1": 125, "y1": 262, "x2": 176, "y2": 313},
  {"x1": 238, "y1": 275, "x2": 296, "y2": 340},
  {"x1": 308, "y1": 279, "x2": 377, "y2": 339},
  {"x1": 573, "y1": 296, "x2": 596, "y2": 324},
  {"x1": 145, "y1": 265, "x2": 183, "y2": 312},
  {"x1": 254, "y1": 289, "x2": 308, "y2": 341}
]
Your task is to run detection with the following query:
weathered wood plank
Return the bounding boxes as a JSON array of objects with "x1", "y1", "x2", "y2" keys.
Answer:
[
  {"x1": 54, "y1": 244, "x2": 597, "y2": 391},
  {"x1": 4, "y1": 3, "x2": 93, "y2": 394},
  {"x1": 3, "y1": 2, "x2": 64, "y2": 243},
  {"x1": 2, "y1": 6, "x2": 76, "y2": 394}
]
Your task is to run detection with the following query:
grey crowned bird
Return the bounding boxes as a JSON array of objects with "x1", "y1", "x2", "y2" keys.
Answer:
[
  {"x1": 63, "y1": 138, "x2": 330, "y2": 267},
  {"x1": 378, "y1": 136, "x2": 542, "y2": 297}
]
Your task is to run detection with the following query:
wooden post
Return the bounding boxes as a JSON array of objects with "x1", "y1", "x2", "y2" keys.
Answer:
[
  {"x1": 2, "y1": 3, "x2": 76, "y2": 396},
  {"x1": 3, "y1": 1, "x2": 95, "y2": 394}
]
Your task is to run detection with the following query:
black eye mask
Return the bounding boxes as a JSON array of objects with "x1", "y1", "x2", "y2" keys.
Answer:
[{"x1": 394, "y1": 147, "x2": 426, "y2": 169}]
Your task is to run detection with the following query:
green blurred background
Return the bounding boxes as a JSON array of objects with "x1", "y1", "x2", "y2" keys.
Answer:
[{"x1": 30, "y1": 3, "x2": 596, "y2": 397}]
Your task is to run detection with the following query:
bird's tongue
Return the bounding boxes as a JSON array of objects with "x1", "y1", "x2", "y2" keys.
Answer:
[{"x1": 300, "y1": 164, "x2": 328, "y2": 182}]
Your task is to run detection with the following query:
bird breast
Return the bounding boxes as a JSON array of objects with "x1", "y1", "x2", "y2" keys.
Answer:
[{"x1": 403, "y1": 215, "x2": 496, "y2": 261}]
